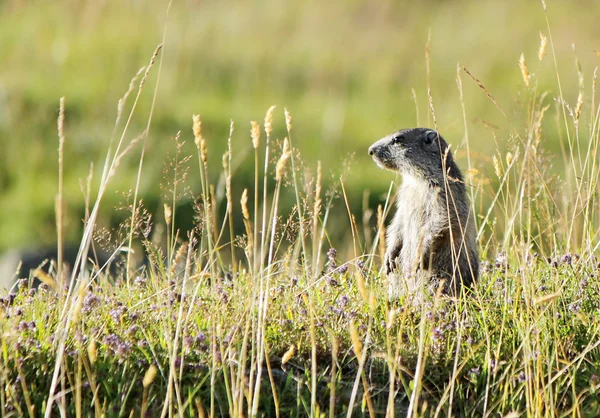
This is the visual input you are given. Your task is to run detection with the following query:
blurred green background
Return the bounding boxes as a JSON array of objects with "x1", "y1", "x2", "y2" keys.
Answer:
[{"x1": 1, "y1": 0, "x2": 599, "y2": 252}]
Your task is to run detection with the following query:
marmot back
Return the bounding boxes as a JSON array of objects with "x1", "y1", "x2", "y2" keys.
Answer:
[{"x1": 368, "y1": 128, "x2": 478, "y2": 301}]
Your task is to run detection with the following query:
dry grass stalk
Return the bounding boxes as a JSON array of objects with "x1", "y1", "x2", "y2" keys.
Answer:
[
  {"x1": 33, "y1": 269, "x2": 59, "y2": 292},
  {"x1": 195, "y1": 399, "x2": 206, "y2": 418},
  {"x1": 411, "y1": 88, "x2": 420, "y2": 126},
  {"x1": 313, "y1": 161, "x2": 322, "y2": 223},
  {"x1": 169, "y1": 241, "x2": 188, "y2": 279},
  {"x1": 506, "y1": 151, "x2": 514, "y2": 166},
  {"x1": 264, "y1": 105, "x2": 276, "y2": 136},
  {"x1": 349, "y1": 321, "x2": 363, "y2": 358},
  {"x1": 592, "y1": 67, "x2": 598, "y2": 122},
  {"x1": 519, "y1": 53, "x2": 531, "y2": 87},
  {"x1": 124, "y1": 43, "x2": 164, "y2": 282},
  {"x1": 328, "y1": 338, "x2": 339, "y2": 418},
  {"x1": 141, "y1": 364, "x2": 158, "y2": 417},
  {"x1": 71, "y1": 281, "x2": 86, "y2": 324},
  {"x1": 575, "y1": 92, "x2": 584, "y2": 122},
  {"x1": 192, "y1": 114, "x2": 203, "y2": 148},
  {"x1": 222, "y1": 151, "x2": 229, "y2": 171},
  {"x1": 376, "y1": 205, "x2": 386, "y2": 261},
  {"x1": 262, "y1": 340, "x2": 280, "y2": 417},
  {"x1": 193, "y1": 114, "x2": 207, "y2": 162},
  {"x1": 240, "y1": 188, "x2": 253, "y2": 259},
  {"x1": 259, "y1": 108, "x2": 274, "y2": 273},
  {"x1": 116, "y1": 66, "x2": 145, "y2": 125},
  {"x1": 574, "y1": 48, "x2": 584, "y2": 123},
  {"x1": 281, "y1": 345, "x2": 296, "y2": 365},
  {"x1": 143, "y1": 364, "x2": 158, "y2": 388},
  {"x1": 284, "y1": 108, "x2": 292, "y2": 132},
  {"x1": 226, "y1": 119, "x2": 236, "y2": 271},
  {"x1": 87, "y1": 338, "x2": 97, "y2": 365},
  {"x1": 463, "y1": 66, "x2": 514, "y2": 128},
  {"x1": 139, "y1": 44, "x2": 163, "y2": 90},
  {"x1": 312, "y1": 161, "x2": 322, "y2": 276},
  {"x1": 56, "y1": 97, "x2": 65, "y2": 290},
  {"x1": 15, "y1": 359, "x2": 35, "y2": 417},
  {"x1": 533, "y1": 292, "x2": 561, "y2": 306},
  {"x1": 241, "y1": 189, "x2": 250, "y2": 220},
  {"x1": 251, "y1": 121, "x2": 260, "y2": 149},
  {"x1": 164, "y1": 203, "x2": 172, "y2": 227},
  {"x1": 253, "y1": 106, "x2": 283, "y2": 414},
  {"x1": 538, "y1": 32, "x2": 547, "y2": 61},
  {"x1": 275, "y1": 138, "x2": 291, "y2": 181},
  {"x1": 492, "y1": 154, "x2": 502, "y2": 178}
]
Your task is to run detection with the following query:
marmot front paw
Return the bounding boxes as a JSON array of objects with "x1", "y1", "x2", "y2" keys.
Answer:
[{"x1": 385, "y1": 252, "x2": 399, "y2": 274}]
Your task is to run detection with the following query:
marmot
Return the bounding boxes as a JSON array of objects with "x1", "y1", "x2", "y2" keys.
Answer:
[{"x1": 368, "y1": 128, "x2": 478, "y2": 301}]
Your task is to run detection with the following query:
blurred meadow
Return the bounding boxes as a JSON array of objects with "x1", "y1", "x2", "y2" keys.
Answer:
[{"x1": 1, "y1": 0, "x2": 599, "y2": 253}]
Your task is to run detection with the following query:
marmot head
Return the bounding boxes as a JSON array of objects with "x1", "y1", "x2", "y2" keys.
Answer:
[{"x1": 368, "y1": 128, "x2": 462, "y2": 184}]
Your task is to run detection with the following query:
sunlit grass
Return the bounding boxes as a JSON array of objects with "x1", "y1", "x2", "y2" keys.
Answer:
[{"x1": 2, "y1": 1, "x2": 600, "y2": 416}]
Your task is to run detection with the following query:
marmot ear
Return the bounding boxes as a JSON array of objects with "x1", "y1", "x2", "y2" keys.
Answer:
[{"x1": 424, "y1": 131, "x2": 437, "y2": 144}]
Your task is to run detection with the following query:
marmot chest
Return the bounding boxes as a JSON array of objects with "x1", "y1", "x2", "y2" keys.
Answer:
[
  {"x1": 395, "y1": 177, "x2": 446, "y2": 267},
  {"x1": 397, "y1": 177, "x2": 442, "y2": 228}
]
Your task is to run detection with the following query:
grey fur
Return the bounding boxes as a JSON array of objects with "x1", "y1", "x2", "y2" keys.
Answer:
[{"x1": 368, "y1": 128, "x2": 478, "y2": 301}]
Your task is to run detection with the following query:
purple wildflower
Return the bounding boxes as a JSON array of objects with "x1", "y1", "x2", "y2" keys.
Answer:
[
  {"x1": 82, "y1": 292, "x2": 101, "y2": 314},
  {"x1": 431, "y1": 327, "x2": 444, "y2": 341}
]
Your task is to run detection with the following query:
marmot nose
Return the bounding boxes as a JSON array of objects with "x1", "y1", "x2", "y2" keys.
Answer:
[{"x1": 368, "y1": 146, "x2": 375, "y2": 155}]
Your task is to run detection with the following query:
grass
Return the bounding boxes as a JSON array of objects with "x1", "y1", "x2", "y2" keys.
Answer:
[
  {"x1": 4, "y1": 252, "x2": 600, "y2": 416},
  {"x1": 2, "y1": 1, "x2": 600, "y2": 416}
]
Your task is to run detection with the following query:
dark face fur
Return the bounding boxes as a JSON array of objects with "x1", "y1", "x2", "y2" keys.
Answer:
[{"x1": 368, "y1": 128, "x2": 461, "y2": 183}]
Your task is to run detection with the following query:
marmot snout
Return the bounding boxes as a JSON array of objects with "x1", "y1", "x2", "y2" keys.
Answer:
[{"x1": 369, "y1": 128, "x2": 479, "y2": 301}]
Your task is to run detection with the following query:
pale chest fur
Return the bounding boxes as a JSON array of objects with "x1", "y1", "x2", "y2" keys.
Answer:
[{"x1": 390, "y1": 175, "x2": 446, "y2": 275}]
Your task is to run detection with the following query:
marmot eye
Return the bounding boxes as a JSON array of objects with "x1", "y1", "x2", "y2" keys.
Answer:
[
  {"x1": 392, "y1": 134, "x2": 403, "y2": 144},
  {"x1": 424, "y1": 131, "x2": 437, "y2": 144}
]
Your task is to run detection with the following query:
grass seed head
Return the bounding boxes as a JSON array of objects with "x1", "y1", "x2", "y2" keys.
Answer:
[
  {"x1": 200, "y1": 140, "x2": 207, "y2": 163},
  {"x1": 192, "y1": 114, "x2": 202, "y2": 148},
  {"x1": 355, "y1": 269, "x2": 369, "y2": 303},
  {"x1": 386, "y1": 309, "x2": 396, "y2": 330},
  {"x1": 284, "y1": 108, "x2": 292, "y2": 132},
  {"x1": 72, "y1": 282, "x2": 86, "y2": 323},
  {"x1": 519, "y1": 53, "x2": 530, "y2": 87},
  {"x1": 87, "y1": 338, "x2": 97, "y2": 365},
  {"x1": 575, "y1": 92, "x2": 584, "y2": 121},
  {"x1": 281, "y1": 344, "x2": 296, "y2": 365},
  {"x1": 193, "y1": 114, "x2": 207, "y2": 162},
  {"x1": 229, "y1": 119, "x2": 234, "y2": 138},
  {"x1": 275, "y1": 138, "x2": 291, "y2": 181},
  {"x1": 222, "y1": 151, "x2": 229, "y2": 170},
  {"x1": 139, "y1": 44, "x2": 162, "y2": 90},
  {"x1": 164, "y1": 203, "x2": 172, "y2": 226},
  {"x1": 538, "y1": 32, "x2": 547, "y2": 61},
  {"x1": 492, "y1": 154, "x2": 503, "y2": 178},
  {"x1": 143, "y1": 364, "x2": 158, "y2": 388},
  {"x1": 251, "y1": 121, "x2": 260, "y2": 149},
  {"x1": 534, "y1": 292, "x2": 560, "y2": 305},
  {"x1": 241, "y1": 189, "x2": 250, "y2": 220},
  {"x1": 33, "y1": 269, "x2": 58, "y2": 292},
  {"x1": 264, "y1": 105, "x2": 276, "y2": 137},
  {"x1": 313, "y1": 161, "x2": 322, "y2": 221},
  {"x1": 349, "y1": 321, "x2": 363, "y2": 358},
  {"x1": 58, "y1": 97, "x2": 65, "y2": 145}
]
